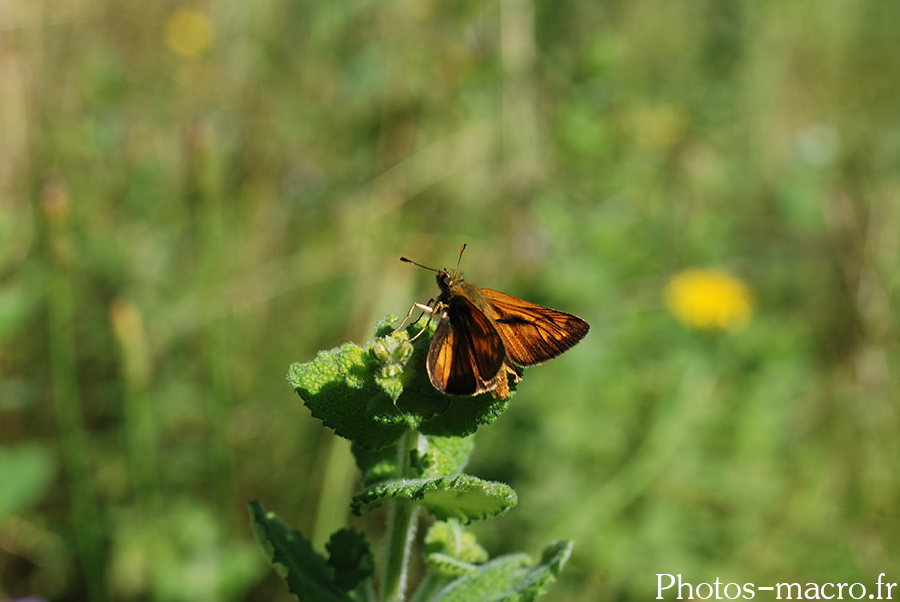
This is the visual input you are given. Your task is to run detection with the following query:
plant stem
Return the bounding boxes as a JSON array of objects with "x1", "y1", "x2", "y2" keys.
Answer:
[
  {"x1": 110, "y1": 299, "x2": 160, "y2": 513},
  {"x1": 409, "y1": 574, "x2": 446, "y2": 602},
  {"x1": 381, "y1": 431, "x2": 421, "y2": 602},
  {"x1": 44, "y1": 194, "x2": 107, "y2": 602}
]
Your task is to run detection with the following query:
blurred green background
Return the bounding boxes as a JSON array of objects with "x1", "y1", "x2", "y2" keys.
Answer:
[{"x1": 3, "y1": 0, "x2": 900, "y2": 600}]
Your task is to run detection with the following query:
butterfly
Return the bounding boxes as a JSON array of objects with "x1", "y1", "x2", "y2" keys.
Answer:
[{"x1": 395, "y1": 245, "x2": 589, "y2": 399}]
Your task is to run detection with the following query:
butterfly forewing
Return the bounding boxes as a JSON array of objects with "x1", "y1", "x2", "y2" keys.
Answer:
[
  {"x1": 427, "y1": 302, "x2": 502, "y2": 395},
  {"x1": 481, "y1": 289, "x2": 590, "y2": 366},
  {"x1": 427, "y1": 295, "x2": 506, "y2": 395}
]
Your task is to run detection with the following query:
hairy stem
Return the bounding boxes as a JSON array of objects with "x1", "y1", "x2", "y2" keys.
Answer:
[{"x1": 381, "y1": 431, "x2": 421, "y2": 602}]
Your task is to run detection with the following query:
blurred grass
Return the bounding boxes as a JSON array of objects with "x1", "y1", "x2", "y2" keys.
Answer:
[{"x1": 2, "y1": 0, "x2": 900, "y2": 600}]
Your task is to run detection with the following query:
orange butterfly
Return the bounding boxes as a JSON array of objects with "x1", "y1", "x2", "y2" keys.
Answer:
[{"x1": 396, "y1": 245, "x2": 589, "y2": 399}]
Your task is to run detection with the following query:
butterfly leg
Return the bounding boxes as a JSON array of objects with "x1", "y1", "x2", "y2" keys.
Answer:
[
  {"x1": 489, "y1": 361, "x2": 521, "y2": 399},
  {"x1": 407, "y1": 302, "x2": 439, "y2": 342},
  {"x1": 409, "y1": 298, "x2": 435, "y2": 328},
  {"x1": 390, "y1": 301, "x2": 435, "y2": 338}
]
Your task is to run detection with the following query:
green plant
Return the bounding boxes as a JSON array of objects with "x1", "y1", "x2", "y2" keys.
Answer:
[{"x1": 249, "y1": 316, "x2": 572, "y2": 602}]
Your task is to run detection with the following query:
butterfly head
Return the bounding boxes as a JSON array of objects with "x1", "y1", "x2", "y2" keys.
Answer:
[{"x1": 436, "y1": 268, "x2": 464, "y2": 294}]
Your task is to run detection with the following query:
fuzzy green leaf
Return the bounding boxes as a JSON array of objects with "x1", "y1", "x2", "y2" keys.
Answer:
[
  {"x1": 425, "y1": 520, "x2": 489, "y2": 577},
  {"x1": 350, "y1": 474, "x2": 517, "y2": 522},
  {"x1": 247, "y1": 501, "x2": 351, "y2": 602},
  {"x1": 417, "y1": 392, "x2": 511, "y2": 438},
  {"x1": 352, "y1": 442, "x2": 400, "y2": 487},
  {"x1": 353, "y1": 434, "x2": 475, "y2": 487},
  {"x1": 426, "y1": 540, "x2": 574, "y2": 602},
  {"x1": 289, "y1": 315, "x2": 515, "y2": 451},
  {"x1": 370, "y1": 318, "x2": 415, "y2": 403},
  {"x1": 288, "y1": 339, "x2": 407, "y2": 451},
  {"x1": 424, "y1": 553, "x2": 481, "y2": 579},
  {"x1": 325, "y1": 528, "x2": 374, "y2": 592},
  {"x1": 421, "y1": 435, "x2": 475, "y2": 478}
]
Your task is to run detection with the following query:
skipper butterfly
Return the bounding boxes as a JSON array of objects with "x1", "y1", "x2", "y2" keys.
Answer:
[{"x1": 396, "y1": 245, "x2": 589, "y2": 399}]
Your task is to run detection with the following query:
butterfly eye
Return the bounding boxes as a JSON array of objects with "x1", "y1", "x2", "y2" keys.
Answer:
[{"x1": 443, "y1": 274, "x2": 452, "y2": 287}]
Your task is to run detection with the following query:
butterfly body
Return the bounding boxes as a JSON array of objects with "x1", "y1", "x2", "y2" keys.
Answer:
[{"x1": 422, "y1": 264, "x2": 589, "y2": 399}]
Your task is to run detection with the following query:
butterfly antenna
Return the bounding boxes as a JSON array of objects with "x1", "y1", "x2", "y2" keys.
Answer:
[
  {"x1": 456, "y1": 243, "x2": 467, "y2": 270},
  {"x1": 400, "y1": 256, "x2": 438, "y2": 272}
]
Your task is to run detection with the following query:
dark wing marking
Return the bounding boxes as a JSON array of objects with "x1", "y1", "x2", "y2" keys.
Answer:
[
  {"x1": 481, "y1": 288, "x2": 589, "y2": 366},
  {"x1": 427, "y1": 295, "x2": 506, "y2": 396}
]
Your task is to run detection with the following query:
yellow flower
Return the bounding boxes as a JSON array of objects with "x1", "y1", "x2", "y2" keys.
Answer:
[
  {"x1": 632, "y1": 104, "x2": 689, "y2": 150},
  {"x1": 165, "y1": 8, "x2": 213, "y2": 58},
  {"x1": 665, "y1": 269, "x2": 752, "y2": 331}
]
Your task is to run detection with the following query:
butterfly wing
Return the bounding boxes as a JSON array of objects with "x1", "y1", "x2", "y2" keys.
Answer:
[
  {"x1": 481, "y1": 288, "x2": 589, "y2": 367},
  {"x1": 427, "y1": 295, "x2": 507, "y2": 396}
]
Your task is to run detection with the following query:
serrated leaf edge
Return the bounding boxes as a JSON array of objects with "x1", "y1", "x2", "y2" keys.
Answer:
[{"x1": 351, "y1": 474, "x2": 517, "y2": 521}]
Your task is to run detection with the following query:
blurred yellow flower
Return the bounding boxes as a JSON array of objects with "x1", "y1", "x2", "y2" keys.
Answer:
[
  {"x1": 665, "y1": 269, "x2": 752, "y2": 331},
  {"x1": 632, "y1": 104, "x2": 688, "y2": 150},
  {"x1": 165, "y1": 8, "x2": 213, "y2": 58}
]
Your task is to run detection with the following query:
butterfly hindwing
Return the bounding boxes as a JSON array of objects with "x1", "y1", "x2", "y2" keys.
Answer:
[
  {"x1": 481, "y1": 288, "x2": 590, "y2": 367},
  {"x1": 427, "y1": 295, "x2": 506, "y2": 395}
]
